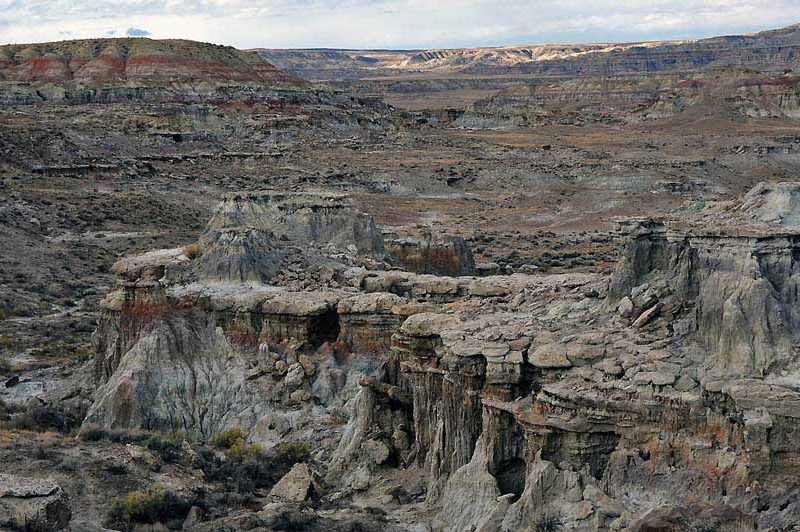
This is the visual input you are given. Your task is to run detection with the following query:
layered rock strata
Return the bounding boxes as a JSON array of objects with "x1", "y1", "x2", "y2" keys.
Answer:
[
  {"x1": 0, "y1": 475, "x2": 71, "y2": 532},
  {"x1": 84, "y1": 184, "x2": 800, "y2": 529},
  {"x1": 385, "y1": 234, "x2": 476, "y2": 277},
  {"x1": 335, "y1": 183, "x2": 800, "y2": 530}
]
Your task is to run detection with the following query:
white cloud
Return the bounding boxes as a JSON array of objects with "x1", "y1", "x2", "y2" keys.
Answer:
[{"x1": 0, "y1": 0, "x2": 798, "y2": 48}]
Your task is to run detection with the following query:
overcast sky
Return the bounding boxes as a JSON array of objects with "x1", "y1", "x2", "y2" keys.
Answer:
[{"x1": 1, "y1": 0, "x2": 798, "y2": 49}]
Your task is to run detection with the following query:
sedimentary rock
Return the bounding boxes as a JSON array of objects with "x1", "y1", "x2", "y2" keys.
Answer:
[
  {"x1": 332, "y1": 182, "x2": 800, "y2": 529},
  {"x1": 0, "y1": 38, "x2": 299, "y2": 85},
  {"x1": 198, "y1": 191, "x2": 388, "y2": 285},
  {"x1": 86, "y1": 192, "x2": 400, "y2": 440},
  {"x1": 259, "y1": 23, "x2": 800, "y2": 80},
  {"x1": 268, "y1": 463, "x2": 316, "y2": 503},
  {"x1": 0, "y1": 475, "x2": 71, "y2": 532},
  {"x1": 83, "y1": 183, "x2": 800, "y2": 529},
  {"x1": 386, "y1": 234, "x2": 476, "y2": 277}
]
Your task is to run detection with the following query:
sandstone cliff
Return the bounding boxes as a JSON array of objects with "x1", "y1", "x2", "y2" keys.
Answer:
[{"x1": 82, "y1": 185, "x2": 800, "y2": 529}]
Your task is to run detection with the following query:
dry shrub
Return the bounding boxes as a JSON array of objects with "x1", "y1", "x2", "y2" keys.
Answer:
[{"x1": 182, "y1": 243, "x2": 202, "y2": 259}]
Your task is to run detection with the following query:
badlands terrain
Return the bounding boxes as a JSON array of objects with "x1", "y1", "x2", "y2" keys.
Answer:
[{"x1": 2, "y1": 24, "x2": 800, "y2": 532}]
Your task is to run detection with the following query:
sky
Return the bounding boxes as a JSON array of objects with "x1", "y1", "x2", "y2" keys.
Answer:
[{"x1": 0, "y1": 0, "x2": 799, "y2": 50}]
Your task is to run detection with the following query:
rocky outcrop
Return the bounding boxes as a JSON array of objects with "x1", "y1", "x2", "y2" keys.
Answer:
[
  {"x1": 268, "y1": 463, "x2": 318, "y2": 503},
  {"x1": 386, "y1": 234, "x2": 476, "y2": 277},
  {"x1": 84, "y1": 312, "x2": 272, "y2": 437},
  {"x1": 0, "y1": 475, "x2": 71, "y2": 532},
  {"x1": 337, "y1": 293, "x2": 407, "y2": 351},
  {"x1": 465, "y1": 24, "x2": 800, "y2": 77},
  {"x1": 86, "y1": 192, "x2": 400, "y2": 439},
  {"x1": 198, "y1": 191, "x2": 388, "y2": 285},
  {"x1": 83, "y1": 183, "x2": 800, "y2": 528},
  {"x1": 459, "y1": 68, "x2": 800, "y2": 128},
  {"x1": 609, "y1": 186, "x2": 800, "y2": 381},
  {"x1": 330, "y1": 183, "x2": 800, "y2": 529}
]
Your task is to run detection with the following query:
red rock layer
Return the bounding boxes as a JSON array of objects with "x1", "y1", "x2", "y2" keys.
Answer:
[{"x1": 0, "y1": 38, "x2": 301, "y2": 86}]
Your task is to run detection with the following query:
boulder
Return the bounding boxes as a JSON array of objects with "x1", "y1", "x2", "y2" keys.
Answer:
[
  {"x1": 400, "y1": 313, "x2": 460, "y2": 337},
  {"x1": 530, "y1": 343, "x2": 572, "y2": 369},
  {"x1": 268, "y1": 463, "x2": 315, "y2": 503},
  {"x1": 0, "y1": 475, "x2": 70, "y2": 531}
]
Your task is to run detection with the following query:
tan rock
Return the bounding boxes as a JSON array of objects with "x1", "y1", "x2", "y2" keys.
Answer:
[
  {"x1": 273, "y1": 360, "x2": 288, "y2": 376},
  {"x1": 268, "y1": 463, "x2": 314, "y2": 503},
  {"x1": 566, "y1": 343, "x2": 605, "y2": 367},
  {"x1": 363, "y1": 439, "x2": 391, "y2": 465},
  {"x1": 631, "y1": 304, "x2": 660, "y2": 328},
  {"x1": 289, "y1": 389, "x2": 312, "y2": 403},
  {"x1": 284, "y1": 363, "x2": 305, "y2": 390},
  {"x1": 0, "y1": 474, "x2": 71, "y2": 531},
  {"x1": 530, "y1": 343, "x2": 572, "y2": 369},
  {"x1": 400, "y1": 312, "x2": 460, "y2": 337}
]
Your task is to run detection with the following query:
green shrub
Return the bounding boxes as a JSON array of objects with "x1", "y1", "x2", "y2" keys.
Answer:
[
  {"x1": 106, "y1": 487, "x2": 192, "y2": 531},
  {"x1": 196, "y1": 440, "x2": 310, "y2": 494},
  {"x1": 208, "y1": 427, "x2": 268, "y2": 463},
  {"x1": 210, "y1": 427, "x2": 247, "y2": 449},
  {"x1": 3, "y1": 405, "x2": 82, "y2": 433},
  {"x1": 226, "y1": 439, "x2": 265, "y2": 463},
  {"x1": 79, "y1": 425, "x2": 113, "y2": 442},
  {"x1": 80, "y1": 427, "x2": 184, "y2": 462},
  {"x1": 273, "y1": 441, "x2": 310, "y2": 465},
  {"x1": 145, "y1": 432, "x2": 184, "y2": 463}
]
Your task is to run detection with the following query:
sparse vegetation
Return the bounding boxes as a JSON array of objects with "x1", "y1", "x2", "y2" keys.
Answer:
[
  {"x1": 196, "y1": 439, "x2": 310, "y2": 494},
  {"x1": 1, "y1": 404, "x2": 84, "y2": 433},
  {"x1": 271, "y1": 508, "x2": 317, "y2": 531},
  {"x1": 182, "y1": 242, "x2": 202, "y2": 259},
  {"x1": 79, "y1": 426, "x2": 184, "y2": 462},
  {"x1": 210, "y1": 427, "x2": 266, "y2": 462},
  {"x1": 210, "y1": 427, "x2": 247, "y2": 449},
  {"x1": 106, "y1": 487, "x2": 193, "y2": 531}
]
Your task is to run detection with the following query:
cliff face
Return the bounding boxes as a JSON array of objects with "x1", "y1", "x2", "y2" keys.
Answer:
[
  {"x1": 257, "y1": 23, "x2": 800, "y2": 81},
  {"x1": 335, "y1": 183, "x2": 800, "y2": 529},
  {"x1": 456, "y1": 68, "x2": 800, "y2": 128},
  {"x1": 466, "y1": 24, "x2": 800, "y2": 76},
  {"x1": 83, "y1": 185, "x2": 800, "y2": 529}
]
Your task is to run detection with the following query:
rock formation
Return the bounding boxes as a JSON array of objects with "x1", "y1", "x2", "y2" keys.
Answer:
[
  {"x1": 0, "y1": 38, "x2": 296, "y2": 85},
  {"x1": 81, "y1": 183, "x2": 800, "y2": 529},
  {"x1": 85, "y1": 191, "x2": 395, "y2": 440},
  {"x1": 258, "y1": 23, "x2": 800, "y2": 80},
  {"x1": 0, "y1": 475, "x2": 71, "y2": 532},
  {"x1": 458, "y1": 68, "x2": 800, "y2": 128},
  {"x1": 198, "y1": 191, "x2": 388, "y2": 285},
  {"x1": 385, "y1": 234, "x2": 476, "y2": 277},
  {"x1": 0, "y1": 38, "x2": 304, "y2": 105},
  {"x1": 332, "y1": 182, "x2": 800, "y2": 530}
]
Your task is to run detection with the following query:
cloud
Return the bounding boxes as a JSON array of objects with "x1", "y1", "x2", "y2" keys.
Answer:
[
  {"x1": 0, "y1": 0, "x2": 798, "y2": 48},
  {"x1": 126, "y1": 27, "x2": 151, "y2": 37}
]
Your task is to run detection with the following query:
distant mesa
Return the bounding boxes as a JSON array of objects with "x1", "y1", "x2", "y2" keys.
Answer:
[
  {"x1": 256, "y1": 22, "x2": 800, "y2": 81},
  {"x1": 0, "y1": 38, "x2": 302, "y2": 87}
]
